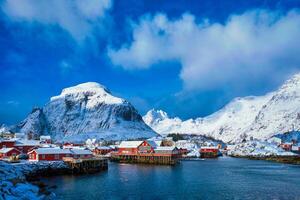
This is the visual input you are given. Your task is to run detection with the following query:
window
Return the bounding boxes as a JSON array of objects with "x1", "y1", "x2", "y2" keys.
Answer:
[
  {"x1": 42, "y1": 154, "x2": 45, "y2": 159},
  {"x1": 55, "y1": 154, "x2": 59, "y2": 159}
]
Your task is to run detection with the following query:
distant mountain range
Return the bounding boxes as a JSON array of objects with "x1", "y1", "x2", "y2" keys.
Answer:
[
  {"x1": 143, "y1": 73, "x2": 300, "y2": 143},
  {"x1": 12, "y1": 82, "x2": 156, "y2": 142}
]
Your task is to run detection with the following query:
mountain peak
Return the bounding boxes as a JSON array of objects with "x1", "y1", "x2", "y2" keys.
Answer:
[
  {"x1": 50, "y1": 82, "x2": 124, "y2": 105},
  {"x1": 143, "y1": 109, "x2": 169, "y2": 124},
  {"x1": 15, "y1": 82, "x2": 157, "y2": 141},
  {"x1": 60, "y1": 82, "x2": 110, "y2": 96}
]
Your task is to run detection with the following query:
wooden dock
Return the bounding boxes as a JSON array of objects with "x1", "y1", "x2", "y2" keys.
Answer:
[
  {"x1": 110, "y1": 153, "x2": 179, "y2": 165},
  {"x1": 63, "y1": 157, "x2": 108, "y2": 174}
]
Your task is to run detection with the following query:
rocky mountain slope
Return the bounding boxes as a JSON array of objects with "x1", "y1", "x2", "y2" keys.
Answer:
[
  {"x1": 144, "y1": 73, "x2": 300, "y2": 143},
  {"x1": 15, "y1": 82, "x2": 156, "y2": 141}
]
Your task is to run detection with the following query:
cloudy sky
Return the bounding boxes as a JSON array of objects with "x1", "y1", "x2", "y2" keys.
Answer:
[{"x1": 1, "y1": 0, "x2": 300, "y2": 124}]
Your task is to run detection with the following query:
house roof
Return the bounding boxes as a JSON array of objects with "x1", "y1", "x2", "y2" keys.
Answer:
[
  {"x1": 40, "y1": 136, "x2": 51, "y2": 140},
  {"x1": 0, "y1": 148, "x2": 20, "y2": 154},
  {"x1": 30, "y1": 148, "x2": 72, "y2": 154},
  {"x1": 96, "y1": 146, "x2": 112, "y2": 150},
  {"x1": 0, "y1": 138, "x2": 16, "y2": 143},
  {"x1": 201, "y1": 146, "x2": 219, "y2": 150},
  {"x1": 119, "y1": 141, "x2": 144, "y2": 148},
  {"x1": 147, "y1": 140, "x2": 158, "y2": 148},
  {"x1": 153, "y1": 140, "x2": 162, "y2": 146},
  {"x1": 70, "y1": 149, "x2": 92, "y2": 155},
  {"x1": 155, "y1": 146, "x2": 177, "y2": 151},
  {"x1": 15, "y1": 140, "x2": 40, "y2": 146}
]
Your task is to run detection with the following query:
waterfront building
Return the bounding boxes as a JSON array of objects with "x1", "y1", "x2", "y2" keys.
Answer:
[
  {"x1": 0, "y1": 139, "x2": 16, "y2": 149},
  {"x1": 200, "y1": 146, "x2": 220, "y2": 158},
  {"x1": 112, "y1": 140, "x2": 180, "y2": 165},
  {"x1": 28, "y1": 148, "x2": 94, "y2": 161},
  {"x1": 280, "y1": 142, "x2": 293, "y2": 151},
  {"x1": 14, "y1": 140, "x2": 40, "y2": 154},
  {"x1": 93, "y1": 146, "x2": 113, "y2": 155},
  {"x1": 0, "y1": 147, "x2": 21, "y2": 159}
]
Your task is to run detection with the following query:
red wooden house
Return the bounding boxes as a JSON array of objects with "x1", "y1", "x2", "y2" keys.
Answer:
[
  {"x1": 117, "y1": 140, "x2": 155, "y2": 155},
  {"x1": 280, "y1": 143, "x2": 293, "y2": 151},
  {"x1": 0, "y1": 139, "x2": 16, "y2": 149},
  {"x1": 28, "y1": 148, "x2": 73, "y2": 161},
  {"x1": 28, "y1": 148, "x2": 93, "y2": 161},
  {"x1": 178, "y1": 148, "x2": 188, "y2": 156},
  {"x1": 200, "y1": 146, "x2": 220, "y2": 158},
  {"x1": 0, "y1": 148, "x2": 21, "y2": 159},
  {"x1": 14, "y1": 140, "x2": 40, "y2": 154},
  {"x1": 63, "y1": 142, "x2": 84, "y2": 149},
  {"x1": 93, "y1": 146, "x2": 113, "y2": 155}
]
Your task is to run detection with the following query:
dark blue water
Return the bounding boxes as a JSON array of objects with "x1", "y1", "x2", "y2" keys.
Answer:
[{"x1": 43, "y1": 157, "x2": 300, "y2": 200}]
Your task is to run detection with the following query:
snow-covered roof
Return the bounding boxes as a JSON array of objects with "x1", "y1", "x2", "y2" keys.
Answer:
[
  {"x1": 201, "y1": 146, "x2": 219, "y2": 149},
  {"x1": 155, "y1": 146, "x2": 177, "y2": 151},
  {"x1": 0, "y1": 148, "x2": 13, "y2": 153},
  {"x1": 70, "y1": 149, "x2": 92, "y2": 155},
  {"x1": 15, "y1": 140, "x2": 40, "y2": 146},
  {"x1": 0, "y1": 148, "x2": 20, "y2": 154},
  {"x1": 40, "y1": 136, "x2": 51, "y2": 140},
  {"x1": 31, "y1": 148, "x2": 72, "y2": 154},
  {"x1": 148, "y1": 140, "x2": 162, "y2": 147},
  {"x1": 147, "y1": 140, "x2": 158, "y2": 148},
  {"x1": 282, "y1": 142, "x2": 293, "y2": 145},
  {"x1": 119, "y1": 141, "x2": 144, "y2": 148},
  {"x1": 96, "y1": 146, "x2": 111, "y2": 150},
  {"x1": 0, "y1": 138, "x2": 16, "y2": 142}
]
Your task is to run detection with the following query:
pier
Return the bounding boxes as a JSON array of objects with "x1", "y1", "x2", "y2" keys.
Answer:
[
  {"x1": 111, "y1": 153, "x2": 179, "y2": 165},
  {"x1": 63, "y1": 157, "x2": 108, "y2": 174}
]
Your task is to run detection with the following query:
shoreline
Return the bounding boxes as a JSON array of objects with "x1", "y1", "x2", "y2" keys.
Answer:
[
  {"x1": 229, "y1": 155, "x2": 300, "y2": 165},
  {"x1": 0, "y1": 161, "x2": 71, "y2": 199}
]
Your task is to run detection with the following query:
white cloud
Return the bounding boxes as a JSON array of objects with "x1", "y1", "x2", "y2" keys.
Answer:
[
  {"x1": 108, "y1": 10, "x2": 300, "y2": 91},
  {"x1": 1, "y1": 0, "x2": 112, "y2": 41}
]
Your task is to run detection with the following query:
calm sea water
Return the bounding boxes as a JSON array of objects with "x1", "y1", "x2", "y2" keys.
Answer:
[{"x1": 43, "y1": 157, "x2": 300, "y2": 200}]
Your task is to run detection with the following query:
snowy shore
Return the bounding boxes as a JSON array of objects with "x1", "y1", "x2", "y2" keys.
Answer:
[
  {"x1": 227, "y1": 140, "x2": 295, "y2": 157},
  {"x1": 226, "y1": 140, "x2": 300, "y2": 164},
  {"x1": 0, "y1": 161, "x2": 68, "y2": 200}
]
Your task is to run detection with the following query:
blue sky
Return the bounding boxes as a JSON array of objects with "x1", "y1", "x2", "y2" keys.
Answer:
[{"x1": 1, "y1": 0, "x2": 300, "y2": 124}]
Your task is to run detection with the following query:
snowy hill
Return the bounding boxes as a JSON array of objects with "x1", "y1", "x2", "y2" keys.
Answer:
[
  {"x1": 144, "y1": 73, "x2": 300, "y2": 143},
  {"x1": 245, "y1": 74, "x2": 300, "y2": 139},
  {"x1": 15, "y1": 82, "x2": 156, "y2": 142}
]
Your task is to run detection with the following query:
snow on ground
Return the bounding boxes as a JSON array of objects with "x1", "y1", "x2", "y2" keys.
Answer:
[
  {"x1": 175, "y1": 140, "x2": 200, "y2": 157},
  {"x1": 0, "y1": 161, "x2": 68, "y2": 200},
  {"x1": 227, "y1": 140, "x2": 296, "y2": 157}
]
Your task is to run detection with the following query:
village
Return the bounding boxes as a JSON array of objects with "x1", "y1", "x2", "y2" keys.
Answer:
[
  {"x1": 1, "y1": 131, "x2": 300, "y2": 170},
  {"x1": 0, "y1": 132, "x2": 220, "y2": 166}
]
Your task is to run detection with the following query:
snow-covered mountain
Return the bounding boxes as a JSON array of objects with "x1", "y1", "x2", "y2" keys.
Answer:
[
  {"x1": 144, "y1": 73, "x2": 300, "y2": 143},
  {"x1": 15, "y1": 82, "x2": 156, "y2": 142}
]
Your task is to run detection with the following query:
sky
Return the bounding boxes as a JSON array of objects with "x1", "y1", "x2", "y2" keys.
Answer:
[{"x1": 1, "y1": 0, "x2": 300, "y2": 124}]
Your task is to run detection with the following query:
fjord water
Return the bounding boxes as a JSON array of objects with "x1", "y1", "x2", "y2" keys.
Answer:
[{"x1": 43, "y1": 157, "x2": 300, "y2": 200}]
